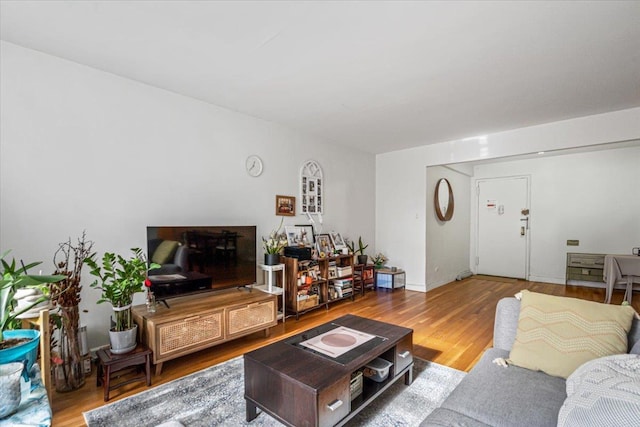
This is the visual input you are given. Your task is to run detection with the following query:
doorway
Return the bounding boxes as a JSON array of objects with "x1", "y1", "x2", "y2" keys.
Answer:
[{"x1": 475, "y1": 176, "x2": 530, "y2": 279}]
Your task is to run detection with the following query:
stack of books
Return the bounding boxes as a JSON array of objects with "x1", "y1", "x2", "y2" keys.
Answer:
[{"x1": 329, "y1": 278, "x2": 353, "y2": 299}]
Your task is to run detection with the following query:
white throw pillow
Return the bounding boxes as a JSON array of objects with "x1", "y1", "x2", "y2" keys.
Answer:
[{"x1": 558, "y1": 354, "x2": 640, "y2": 427}]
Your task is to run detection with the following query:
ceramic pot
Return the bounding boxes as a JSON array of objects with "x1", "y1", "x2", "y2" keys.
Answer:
[
  {"x1": 0, "y1": 329, "x2": 40, "y2": 372},
  {"x1": 264, "y1": 253, "x2": 280, "y2": 266},
  {"x1": 357, "y1": 255, "x2": 368, "y2": 265},
  {"x1": 109, "y1": 324, "x2": 138, "y2": 355},
  {"x1": 0, "y1": 362, "x2": 23, "y2": 418}
]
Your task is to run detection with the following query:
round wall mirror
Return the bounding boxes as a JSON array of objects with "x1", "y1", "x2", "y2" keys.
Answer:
[{"x1": 434, "y1": 178, "x2": 454, "y2": 221}]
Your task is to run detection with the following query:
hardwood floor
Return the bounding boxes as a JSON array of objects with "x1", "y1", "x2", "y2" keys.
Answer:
[{"x1": 52, "y1": 278, "x2": 639, "y2": 426}]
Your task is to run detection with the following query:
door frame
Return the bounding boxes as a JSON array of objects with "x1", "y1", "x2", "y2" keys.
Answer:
[{"x1": 472, "y1": 175, "x2": 531, "y2": 280}]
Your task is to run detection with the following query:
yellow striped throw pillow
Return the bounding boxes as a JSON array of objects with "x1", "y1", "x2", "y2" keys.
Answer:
[{"x1": 508, "y1": 290, "x2": 635, "y2": 379}]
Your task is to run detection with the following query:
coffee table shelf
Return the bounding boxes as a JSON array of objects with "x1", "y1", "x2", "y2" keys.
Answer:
[{"x1": 244, "y1": 314, "x2": 413, "y2": 427}]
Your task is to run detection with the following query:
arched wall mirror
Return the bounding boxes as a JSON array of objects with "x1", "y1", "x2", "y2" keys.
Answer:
[{"x1": 434, "y1": 178, "x2": 454, "y2": 221}]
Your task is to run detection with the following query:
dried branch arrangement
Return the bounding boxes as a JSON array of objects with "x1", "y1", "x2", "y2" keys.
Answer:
[{"x1": 49, "y1": 231, "x2": 94, "y2": 392}]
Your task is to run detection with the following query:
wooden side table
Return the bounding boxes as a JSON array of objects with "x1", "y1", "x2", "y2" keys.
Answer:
[{"x1": 96, "y1": 344, "x2": 152, "y2": 401}]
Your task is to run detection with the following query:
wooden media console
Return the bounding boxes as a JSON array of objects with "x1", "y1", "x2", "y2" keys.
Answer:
[{"x1": 133, "y1": 288, "x2": 277, "y2": 375}]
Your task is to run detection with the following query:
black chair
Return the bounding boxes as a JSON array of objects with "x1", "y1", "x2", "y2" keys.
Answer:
[
  {"x1": 183, "y1": 231, "x2": 207, "y2": 272},
  {"x1": 215, "y1": 231, "x2": 238, "y2": 265}
]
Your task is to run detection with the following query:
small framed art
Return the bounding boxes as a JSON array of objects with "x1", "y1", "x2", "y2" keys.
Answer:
[
  {"x1": 329, "y1": 231, "x2": 346, "y2": 250},
  {"x1": 295, "y1": 224, "x2": 315, "y2": 247},
  {"x1": 315, "y1": 234, "x2": 334, "y2": 256},
  {"x1": 276, "y1": 195, "x2": 295, "y2": 216}
]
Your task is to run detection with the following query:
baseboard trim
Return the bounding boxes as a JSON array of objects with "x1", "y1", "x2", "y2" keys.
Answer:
[
  {"x1": 528, "y1": 275, "x2": 565, "y2": 285},
  {"x1": 406, "y1": 283, "x2": 426, "y2": 293}
]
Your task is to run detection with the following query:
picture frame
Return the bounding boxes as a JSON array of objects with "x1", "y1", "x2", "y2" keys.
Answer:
[
  {"x1": 295, "y1": 224, "x2": 315, "y2": 247},
  {"x1": 276, "y1": 195, "x2": 295, "y2": 216},
  {"x1": 284, "y1": 226, "x2": 302, "y2": 246},
  {"x1": 300, "y1": 160, "x2": 323, "y2": 215},
  {"x1": 315, "y1": 233, "x2": 334, "y2": 256},
  {"x1": 329, "y1": 231, "x2": 346, "y2": 249}
]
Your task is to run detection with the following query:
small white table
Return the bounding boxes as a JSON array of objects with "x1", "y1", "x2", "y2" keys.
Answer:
[
  {"x1": 603, "y1": 254, "x2": 640, "y2": 304},
  {"x1": 254, "y1": 263, "x2": 286, "y2": 322}
]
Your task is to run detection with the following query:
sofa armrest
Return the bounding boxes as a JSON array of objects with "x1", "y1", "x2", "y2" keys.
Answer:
[
  {"x1": 493, "y1": 297, "x2": 521, "y2": 351},
  {"x1": 174, "y1": 246, "x2": 189, "y2": 273}
]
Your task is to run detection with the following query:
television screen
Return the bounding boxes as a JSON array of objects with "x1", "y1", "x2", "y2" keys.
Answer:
[{"x1": 146, "y1": 225, "x2": 257, "y2": 300}]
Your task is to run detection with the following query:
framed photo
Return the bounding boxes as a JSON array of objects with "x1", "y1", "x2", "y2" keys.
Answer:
[
  {"x1": 300, "y1": 160, "x2": 324, "y2": 216},
  {"x1": 295, "y1": 224, "x2": 315, "y2": 247},
  {"x1": 315, "y1": 234, "x2": 334, "y2": 256},
  {"x1": 275, "y1": 195, "x2": 295, "y2": 216},
  {"x1": 329, "y1": 231, "x2": 346, "y2": 249},
  {"x1": 285, "y1": 226, "x2": 301, "y2": 246}
]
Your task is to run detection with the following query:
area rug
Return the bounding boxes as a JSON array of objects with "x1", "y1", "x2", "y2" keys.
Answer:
[{"x1": 84, "y1": 356, "x2": 465, "y2": 427}]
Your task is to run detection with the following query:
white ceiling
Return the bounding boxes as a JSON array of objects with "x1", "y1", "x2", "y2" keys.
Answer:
[{"x1": 1, "y1": 1, "x2": 639, "y2": 154}]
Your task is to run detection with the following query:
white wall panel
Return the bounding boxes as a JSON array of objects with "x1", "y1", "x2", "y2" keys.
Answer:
[{"x1": 0, "y1": 42, "x2": 375, "y2": 348}]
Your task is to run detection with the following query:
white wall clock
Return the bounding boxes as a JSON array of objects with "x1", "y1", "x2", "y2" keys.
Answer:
[{"x1": 245, "y1": 155, "x2": 263, "y2": 177}]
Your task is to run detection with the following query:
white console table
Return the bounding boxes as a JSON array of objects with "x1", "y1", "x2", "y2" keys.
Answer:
[{"x1": 255, "y1": 263, "x2": 286, "y2": 322}]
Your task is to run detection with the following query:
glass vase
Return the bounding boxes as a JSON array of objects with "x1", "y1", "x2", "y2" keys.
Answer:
[
  {"x1": 146, "y1": 291, "x2": 156, "y2": 313},
  {"x1": 54, "y1": 306, "x2": 85, "y2": 392}
]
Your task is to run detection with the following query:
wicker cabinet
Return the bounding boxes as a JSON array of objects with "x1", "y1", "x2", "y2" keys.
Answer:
[
  {"x1": 157, "y1": 309, "x2": 225, "y2": 358},
  {"x1": 227, "y1": 300, "x2": 277, "y2": 338},
  {"x1": 133, "y1": 289, "x2": 276, "y2": 375}
]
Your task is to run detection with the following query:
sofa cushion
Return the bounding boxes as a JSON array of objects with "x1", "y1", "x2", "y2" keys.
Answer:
[
  {"x1": 558, "y1": 354, "x2": 640, "y2": 427},
  {"x1": 152, "y1": 240, "x2": 179, "y2": 264},
  {"x1": 508, "y1": 290, "x2": 635, "y2": 379},
  {"x1": 437, "y1": 348, "x2": 566, "y2": 427}
]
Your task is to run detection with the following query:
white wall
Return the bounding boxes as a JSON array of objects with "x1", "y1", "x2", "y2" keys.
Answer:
[
  {"x1": 0, "y1": 42, "x2": 376, "y2": 349},
  {"x1": 376, "y1": 107, "x2": 640, "y2": 291},
  {"x1": 472, "y1": 146, "x2": 640, "y2": 284},
  {"x1": 425, "y1": 166, "x2": 471, "y2": 290}
]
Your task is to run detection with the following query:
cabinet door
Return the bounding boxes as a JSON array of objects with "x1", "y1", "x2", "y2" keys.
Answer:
[
  {"x1": 227, "y1": 299, "x2": 276, "y2": 338},
  {"x1": 157, "y1": 310, "x2": 224, "y2": 358}
]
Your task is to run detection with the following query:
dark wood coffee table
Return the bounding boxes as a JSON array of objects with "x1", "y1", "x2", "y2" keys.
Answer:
[{"x1": 244, "y1": 314, "x2": 413, "y2": 427}]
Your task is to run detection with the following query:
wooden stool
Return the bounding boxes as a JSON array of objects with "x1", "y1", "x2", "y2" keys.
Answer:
[{"x1": 96, "y1": 344, "x2": 152, "y2": 401}]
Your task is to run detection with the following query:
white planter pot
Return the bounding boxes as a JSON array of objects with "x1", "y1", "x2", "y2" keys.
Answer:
[
  {"x1": 109, "y1": 324, "x2": 137, "y2": 355},
  {"x1": 0, "y1": 362, "x2": 23, "y2": 418}
]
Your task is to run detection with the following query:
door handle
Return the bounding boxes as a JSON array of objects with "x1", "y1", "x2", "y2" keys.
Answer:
[{"x1": 519, "y1": 217, "x2": 529, "y2": 229}]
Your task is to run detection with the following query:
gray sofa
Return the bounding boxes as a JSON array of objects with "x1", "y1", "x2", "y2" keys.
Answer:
[
  {"x1": 421, "y1": 297, "x2": 640, "y2": 427},
  {"x1": 148, "y1": 238, "x2": 189, "y2": 275}
]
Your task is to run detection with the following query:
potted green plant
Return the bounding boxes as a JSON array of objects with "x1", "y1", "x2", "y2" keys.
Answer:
[
  {"x1": 371, "y1": 253, "x2": 388, "y2": 269},
  {"x1": 262, "y1": 219, "x2": 287, "y2": 265},
  {"x1": 85, "y1": 248, "x2": 159, "y2": 354},
  {"x1": 349, "y1": 237, "x2": 369, "y2": 265},
  {"x1": 1, "y1": 251, "x2": 64, "y2": 365}
]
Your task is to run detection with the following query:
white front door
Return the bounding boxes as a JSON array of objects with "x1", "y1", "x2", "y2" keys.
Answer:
[{"x1": 476, "y1": 177, "x2": 530, "y2": 279}]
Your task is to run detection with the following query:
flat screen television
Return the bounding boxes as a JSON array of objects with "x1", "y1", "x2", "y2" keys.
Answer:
[{"x1": 146, "y1": 225, "x2": 257, "y2": 300}]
